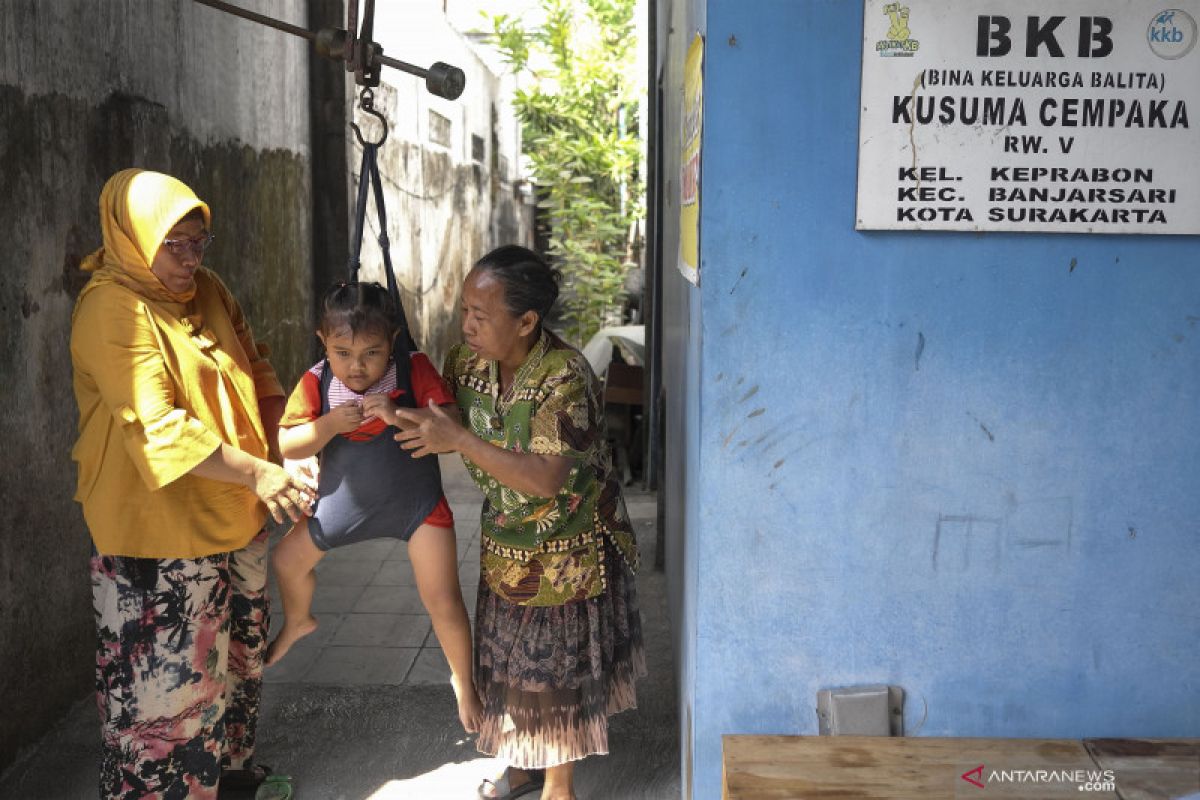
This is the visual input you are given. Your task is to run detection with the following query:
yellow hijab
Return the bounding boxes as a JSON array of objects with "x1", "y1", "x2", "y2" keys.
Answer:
[{"x1": 78, "y1": 169, "x2": 211, "y2": 309}]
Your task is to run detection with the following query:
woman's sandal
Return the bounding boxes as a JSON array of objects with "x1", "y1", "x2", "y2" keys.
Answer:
[
  {"x1": 477, "y1": 767, "x2": 545, "y2": 800},
  {"x1": 254, "y1": 774, "x2": 295, "y2": 800},
  {"x1": 220, "y1": 762, "x2": 282, "y2": 789}
]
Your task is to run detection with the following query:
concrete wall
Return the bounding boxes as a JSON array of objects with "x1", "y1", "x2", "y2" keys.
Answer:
[
  {"x1": 351, "y1": 1, "x2": 533, "y2": 370},
  {"x1": 657, "y1": 1, "x2": 1200, "y2": 798},
  {"x1": 0, "y1": 0, "x2": 313, "y2": 771}
]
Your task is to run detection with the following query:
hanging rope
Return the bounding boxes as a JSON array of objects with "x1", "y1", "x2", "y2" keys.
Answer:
[{"x1": 348, "y1": 88, "x2": 419, "y2": 353}]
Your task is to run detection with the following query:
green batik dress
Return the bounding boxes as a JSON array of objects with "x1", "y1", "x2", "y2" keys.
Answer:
[{"x1": 444, "y1": 330, "x2": 646, "y2": 769}]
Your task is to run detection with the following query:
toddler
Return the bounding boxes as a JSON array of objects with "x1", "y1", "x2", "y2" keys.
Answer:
[{"x1": 266, "y1": 281, "x2": 481, "y2": 733}]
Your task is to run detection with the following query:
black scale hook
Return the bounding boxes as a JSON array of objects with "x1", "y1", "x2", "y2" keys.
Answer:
[{"x1": 350, "y1": 88, "x2": 388, "y2": 147}]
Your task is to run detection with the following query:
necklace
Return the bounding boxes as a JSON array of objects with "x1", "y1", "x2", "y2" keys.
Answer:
[{"x1": 488, "y1": 332, "x2": 548, "y2": 430}]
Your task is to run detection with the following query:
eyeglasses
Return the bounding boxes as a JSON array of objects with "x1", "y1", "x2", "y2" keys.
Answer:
[{"x1": 162, "y1": 232, "x2": 216, "y2": 257}]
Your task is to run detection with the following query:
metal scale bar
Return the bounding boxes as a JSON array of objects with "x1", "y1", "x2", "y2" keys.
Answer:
[{"x1": 192, "y1": 0, "x2": 465, "y2": 98}]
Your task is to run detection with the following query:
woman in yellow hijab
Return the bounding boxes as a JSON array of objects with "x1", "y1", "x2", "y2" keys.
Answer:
[{"x1": 71, "y1": 169, "x2": 312, "y2": 799}]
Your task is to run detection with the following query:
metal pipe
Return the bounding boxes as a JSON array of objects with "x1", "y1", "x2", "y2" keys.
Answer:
[
  {"x1": 192, "y1": 0, "x2": 316, "y2": 42},
  {"x1": 377, "y1": 55, "x2": 466, "y2": 99},
  {"x1": 375, "y1": 52, "x2": 428, "y2": 80},
  {"x1": 190, "y1": 0, "x2": 465, "y2": 98}
]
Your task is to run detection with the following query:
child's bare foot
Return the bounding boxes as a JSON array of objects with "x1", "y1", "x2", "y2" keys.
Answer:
[
  {"x1": 265, "y1": 617, "x2": 318, "y2": 666},
  {"x1": 451, "y1": 675, "x2": 484, "y2": 733}
]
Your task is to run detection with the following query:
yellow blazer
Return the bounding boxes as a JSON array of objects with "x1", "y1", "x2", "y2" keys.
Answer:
[{"x1": 71, "y1": 268, "x2": 283, "y2": 557}]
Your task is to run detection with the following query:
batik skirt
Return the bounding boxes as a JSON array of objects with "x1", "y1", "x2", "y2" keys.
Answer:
[
  {"x1": 90, "y1": 530, "x2": 269, "y2": 800},
  {"x1": 473, "y1": 541, "x2": 646, "y2": 769}
]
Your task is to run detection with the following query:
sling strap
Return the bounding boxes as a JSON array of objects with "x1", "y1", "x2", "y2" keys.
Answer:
[{"x1": 348, "y1": 87, "x2": 418, "y2": 356}]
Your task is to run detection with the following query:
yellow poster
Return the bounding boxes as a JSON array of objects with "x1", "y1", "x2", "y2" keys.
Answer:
[{"x1": 678, "y1": 33, "x2": 703, "y2": 285}]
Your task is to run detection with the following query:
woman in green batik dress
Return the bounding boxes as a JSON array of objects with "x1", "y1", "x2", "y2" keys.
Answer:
[{"x1": 392, "y1": 245, "x2": 645, "y2": 800}]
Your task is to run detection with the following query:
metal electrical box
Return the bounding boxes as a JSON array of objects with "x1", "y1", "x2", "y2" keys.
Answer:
[{"x1": 816, "y1": 685, "x2": 904, "y2": 736}]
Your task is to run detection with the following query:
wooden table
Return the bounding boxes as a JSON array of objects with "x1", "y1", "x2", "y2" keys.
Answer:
[{"x1": 723, "y1": 736, "x2": 1200, "y2": 799}]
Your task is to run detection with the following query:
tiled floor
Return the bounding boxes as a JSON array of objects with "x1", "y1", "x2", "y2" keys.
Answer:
[
  {"x1": 0, "y1": 453, "x2": 679, "y2": 799},
  {"x1": 263, "y1": 455, "x2": 484, "y2": 687}
]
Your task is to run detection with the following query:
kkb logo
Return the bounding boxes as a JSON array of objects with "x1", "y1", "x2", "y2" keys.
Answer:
[
  {"x1": 875, "y1": 2, "x2": 920, "y2": 57},
  {"x1": 1148, "y1": 9, "x2": 1197, "y2": 59}
]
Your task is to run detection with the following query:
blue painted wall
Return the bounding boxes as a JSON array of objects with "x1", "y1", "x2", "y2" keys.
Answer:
[{"x1": 658, "y1": 1, "x2": 1200, "y2": 797}]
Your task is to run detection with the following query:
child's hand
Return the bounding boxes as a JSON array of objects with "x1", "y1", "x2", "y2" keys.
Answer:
[
  {"x1": 362, "y1": 393, "x2": 400, "y2": 426},
  {"x1": 327, "y1": 400, "x2": 365, "y2": 433}
]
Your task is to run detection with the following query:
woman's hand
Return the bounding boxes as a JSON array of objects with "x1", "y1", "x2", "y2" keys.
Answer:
[
  {"x1": 362, "y1": 394, "x2": 400, "y2": 427},
  {"x1": 284, "y1": 455, "x2": 319, "y2": 486},
  {"x1": 252, "y1": 460, "x2": 318, "y2": 523},
  {"x1": 393, "y1": 400, "x2": 468, "y2": 457}
]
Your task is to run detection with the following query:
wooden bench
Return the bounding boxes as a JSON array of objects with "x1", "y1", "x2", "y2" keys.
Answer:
[{"x1": 723, "y1": 735, "x2": 1200, "y2": 799}]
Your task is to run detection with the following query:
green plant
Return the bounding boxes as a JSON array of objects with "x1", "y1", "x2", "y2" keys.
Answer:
[{"x1": 487, "y1": 0, "x2": 644, "y2": 346}]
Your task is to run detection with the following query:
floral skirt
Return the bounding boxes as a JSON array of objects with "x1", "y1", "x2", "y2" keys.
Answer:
[
  {"x1": 91, "y1": 531, "x2": 269, "y2": 800},
  {"x1": 473, "y1": 543, "x2": 646, "y2": 769}
]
